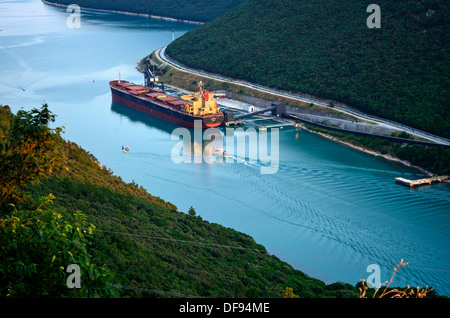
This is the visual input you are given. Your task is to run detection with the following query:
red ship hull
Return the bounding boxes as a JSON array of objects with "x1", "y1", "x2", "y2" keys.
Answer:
[{"x1": 110, "y1": 80, "x2": 223, "y2": 129}]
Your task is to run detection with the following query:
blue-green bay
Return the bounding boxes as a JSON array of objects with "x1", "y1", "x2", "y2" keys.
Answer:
[{"x1": 1, "y1": 0, "x2": 449, "y2": 295}]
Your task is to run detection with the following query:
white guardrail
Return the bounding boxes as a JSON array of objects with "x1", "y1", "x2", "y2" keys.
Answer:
[{"x1": 159, "y1": 47, "x2": 450, "y2": 146}]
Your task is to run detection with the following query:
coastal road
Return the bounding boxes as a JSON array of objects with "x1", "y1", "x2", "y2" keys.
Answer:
[{"x1": 158, "y1": 47, "x2": 450, "y2": 146}]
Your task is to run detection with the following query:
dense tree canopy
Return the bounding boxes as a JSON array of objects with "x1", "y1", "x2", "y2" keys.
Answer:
[
  {"x1": 0, "y1": 105, "x2": 115, "y2": 297},
  {"x1": 167, "y1": 0, "x2": 450, "y2": 138},
  {"x1": 0, "y1": 105, "x2": 364, "y2": 298}
]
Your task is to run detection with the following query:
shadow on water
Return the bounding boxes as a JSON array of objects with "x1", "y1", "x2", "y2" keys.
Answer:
[
  {"x1": 111, "y1": 101, "x2": 180, "y2": 135},
  {"x1": 46, "y1": 3, "x2": 198, "y2": 32},
  {"x1": 110, "y1": 101, "x2": 219, "y2": 155}
]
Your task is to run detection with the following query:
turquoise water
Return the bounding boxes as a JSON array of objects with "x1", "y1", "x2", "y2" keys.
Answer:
[{"x1": 1, "y1": 0, "x2": 449, "y2": 296}]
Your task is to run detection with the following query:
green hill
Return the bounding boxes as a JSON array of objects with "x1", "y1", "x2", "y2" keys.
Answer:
[
  {"x1": 0, "y1": 104, "x2": 362, "y2": 298},
  {"x1": 166, "y1": 0, "x2": 450, "y2": 138},
  {"x1": 44, "y1": 0, "x2": 247, "y2": 22}
]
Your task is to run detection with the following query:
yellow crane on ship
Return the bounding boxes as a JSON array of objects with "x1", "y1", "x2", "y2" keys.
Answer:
[{"x1": 180, "y1": 81, "x2": 221, "y2": 116}]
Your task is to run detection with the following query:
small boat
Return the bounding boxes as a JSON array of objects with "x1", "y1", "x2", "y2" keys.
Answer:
[{"x1": 122, "y1": 146, "x2": 130, "y2": 154}]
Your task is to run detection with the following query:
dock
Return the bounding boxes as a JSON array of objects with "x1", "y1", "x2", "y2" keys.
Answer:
[
  {"x1": 395, "y1": 175, "x2": 449, "y2": 187},
  {"x1": 223, "y1": 119, "x2": 245, "y2": 126},
  {"x1": 245, "y1": 117, "x2": 300, "y2": 130},
  {"x1": 221, "y1": 101, "x2": 299, "y2": 129}
]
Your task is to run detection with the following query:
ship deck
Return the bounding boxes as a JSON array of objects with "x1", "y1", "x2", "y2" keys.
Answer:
[
  {"x1": 111, "y1": 80, "x2": 188, "y2": 112},
  {"x1": 109, "y1": 80, "x2": 224, "y2": 128}
]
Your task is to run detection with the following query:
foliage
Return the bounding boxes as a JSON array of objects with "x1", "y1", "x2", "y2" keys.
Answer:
[
  {"x1": 167, "y1": 0, "x2": 450, "y2": 138},
  {"x1": 0, "y1": 105, "x2": 115, "y2": 298},
  {"x1": 282, "y1": 287, "x2": 299, "y2": 298},
  {"x1": 45, "y1": 0, "x2": 247, "y2": 22},
  {"x1": 0, "y1": 195, "x2": 116, "y2": 298},
  {"x1": 188, "y1": 206, "x2": 196, "y2": 216},
  {"x1": 30, "y1": 173, "x2": 348, "y2": 298},
  {"x1": 391, "y1": 144, "x2": 450, "y2": 175},
  {"x1": 2, "y1": 105, "x2": 440, "y2": 298},
  {"x1": 0, "y1": 105, "x2": 11, "y2": 139},
  {"x1": 306, "y1": 124, "x2": 450, "y2": 175},
  {"x1": 0, "y1": 104, "x2": 64, "y2": 210},
  {"x1": 5, "y1": 107, "x2": 360, "y2": 298}
]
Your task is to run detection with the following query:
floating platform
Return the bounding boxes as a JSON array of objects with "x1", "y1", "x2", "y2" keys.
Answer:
[
  {"x1": 395, "y1": 175, "x2": 449, "y2": 187},
  {"x1": 223, "y1": 119, "x2": 245, "y2": 126}
]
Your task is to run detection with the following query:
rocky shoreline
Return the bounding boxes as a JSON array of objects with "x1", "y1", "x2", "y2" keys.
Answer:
[{"x1": 302, "y1": 127, "x2": 433, "y2": 177}]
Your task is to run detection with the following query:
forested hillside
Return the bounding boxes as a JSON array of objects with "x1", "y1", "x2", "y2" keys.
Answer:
[
  {"x1": 166, "y1": 0, "x2": 450, "y2": 138},
  {"x1": 1, "y1": 104, "x2": 362, "y2": 298},
  {"x1": 44, "y1": 0, "x2": 246, "y2": 22}
]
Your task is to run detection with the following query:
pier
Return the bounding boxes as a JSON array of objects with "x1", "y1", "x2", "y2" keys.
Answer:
[
  {"x1": 395, "y1": 175, "x2": 449, "y2": 187},
  {"x1": 232, "y1": 105, "x2": 276, "y2": 120},
  {"x1": 220, "y1": 101, "x2": 295, "y2": 129},
  {"x1": 245, "y1": 117, "x2": 301, "y2": 130},
  {"x1": 223, "y1": 119, "x2": 245, "y2": 127}
]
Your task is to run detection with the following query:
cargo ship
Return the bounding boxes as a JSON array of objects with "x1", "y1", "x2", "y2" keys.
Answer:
[{"x1": 110, "y1": 80, "x2": 223, "y2": 128}]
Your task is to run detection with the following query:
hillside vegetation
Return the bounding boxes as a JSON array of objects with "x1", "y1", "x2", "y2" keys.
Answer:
[
  {"x1": 143, "y1": 51, "x2": 450, "y2": 176},
  {"x1": 44, "y1": 0, "x2": 247, "y2": 22},
  {"x1": 1, "y1": 104, "x2": 364, "y2": 298},
  {"x1": 166, "y1": 0, "x2": 450, "y2": 138}
]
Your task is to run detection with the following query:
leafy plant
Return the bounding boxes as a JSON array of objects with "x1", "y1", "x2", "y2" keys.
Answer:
[
  {"x1": 282, "y1": 287, "x2": 299, "y2": 298},
  {"x1": 0, "y1": 105, "x2": 116, "y2": 298},
  {"x1": 0, "y1": 104, "x2": 65, "y2": 210},
  {"x1": 0, "y1": 195, "x2": 116, "y2": 297}
]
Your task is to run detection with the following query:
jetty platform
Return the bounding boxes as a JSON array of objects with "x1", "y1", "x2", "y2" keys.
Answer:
[{"x1": 395, "y1": 175, "x2": 449, "y2": 187}]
